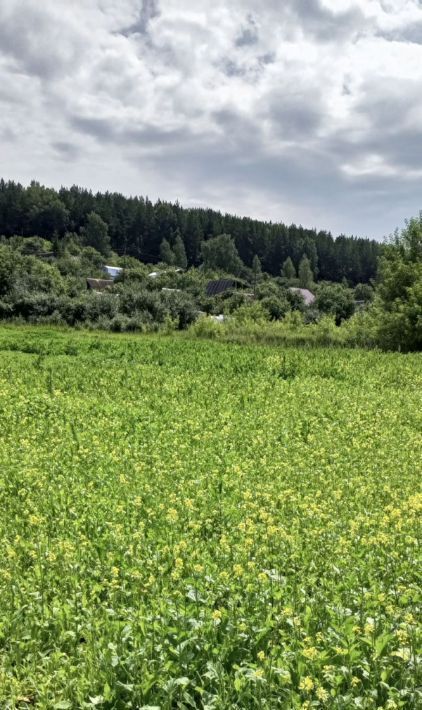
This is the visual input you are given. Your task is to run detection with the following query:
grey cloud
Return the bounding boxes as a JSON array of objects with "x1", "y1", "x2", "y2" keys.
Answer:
[
  {"x1": 235, "y1": 15, "x2": 258, "y2": 47},
  {"x1": 220, "y1": 52, "x2": 275, "y2": 80},
  {"x1": 377, "y1": 21, "x2": 422, "y2": 44},
  {"x1": 327, "y1": 125, "x2": 422, "y2": 174},
  {"x1": 139, "y1": 129, "x2": 420, "y2": 237},
  {"x1": 269, "y1": 101, "x2": 323, "y2": 141},
  {"x1": 356, "y1": 81, "x2": 419, "y2": 127},
  {"x1": 0, "y1": 5, "x2": 85, "y2": 79},
  {"x1": 351, "y1": 78, "x2": 422, "y2": 170},
  {"x1": 0, "y1": 0, "x2": 421, "y2": 240},
  {"x1": 283, "y1": 0, "x2": 366, "y2": 41},
  {"x1": 120, "y1": 0, "x2": 160, "y2": 36},
  {"x1": 262, "y1": 86, "x2": 325, "y2": 141},
  {"x1": 259, "y1": 52, "x2": 275, "y2": 66},
  {"x1": 221, "y1": 60, "x2": 247, "y2": 78},
  {"x1": 72, "y1": 116, "x2": 116, "y2": 142},
  {"x1": 71, "y1": 114, "x2": 194, "y2": 153},
  {"x1": 1, "y1": 126, "x2": 16, "y2": 142},
  {"x1": 52, "y1": 141, "x2": 80, "y2": 159}
]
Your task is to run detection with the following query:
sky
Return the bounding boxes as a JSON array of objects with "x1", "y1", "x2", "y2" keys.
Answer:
[{"x1": 1, "y1": 0, "x2": 422, "y2": 241}]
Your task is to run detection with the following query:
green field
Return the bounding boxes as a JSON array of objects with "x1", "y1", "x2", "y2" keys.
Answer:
[{"x1": 0, "y1": 327, "x2": 420, "y2": 709}]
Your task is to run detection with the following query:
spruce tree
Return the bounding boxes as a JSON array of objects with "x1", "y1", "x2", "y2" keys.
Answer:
[
  {"x1": 173, "y1": 232, "x2": 188, "y2": 269},
  {"x1": 252, "y1": 254, "x2": 262, "y2": 294}
]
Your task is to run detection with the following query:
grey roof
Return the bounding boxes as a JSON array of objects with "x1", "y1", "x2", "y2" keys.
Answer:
[
  {"x1": 288, "y1": 287, "x2": 316, "y2": 306},
  {"x1": 103, "y1": 265, "x2": 123, "y2": 279},
  {"x1": 148, "y1": 267, "x2": 184, "y2": 278},
  {"x1": 87, "y1": 278, "x2": 114, "y2": 291},
  {"x1": 206, "y1": 278, "x2": 243, "y2": 297}
]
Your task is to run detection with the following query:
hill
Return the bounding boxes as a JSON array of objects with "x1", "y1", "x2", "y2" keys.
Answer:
[{"x1": 0, "y1": 179, "x2": 380, "y2": 284}]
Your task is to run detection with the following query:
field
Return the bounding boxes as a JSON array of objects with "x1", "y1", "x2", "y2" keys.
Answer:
[{"x1": 0, "y1": 327, "x2": 420, "y2": 709}]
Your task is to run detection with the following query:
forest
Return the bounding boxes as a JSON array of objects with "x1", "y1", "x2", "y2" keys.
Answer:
[
  {"x1": 0, "y1": 179, "x2": 421, "y2": 352},
  {"x1": 0, "y1": 179, "x2": 380, "y2": 284}
]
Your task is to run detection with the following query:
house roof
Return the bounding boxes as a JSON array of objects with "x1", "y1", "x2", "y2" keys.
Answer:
[
  {"x1": 206, "y1": 278, "x2": 243, "y2": 297},
  {"x1": 288, "y1": 287, "x2": 316, "y2": 306},
  {"x1": 87, "y1": 278, "x2": 114, "y2": 291},
  {"x1": 103, "y1": 265, "x2": 123, "y2": 278},
  {"x1": 148, "y1": 267, "x2": 184, "y2": 278}
]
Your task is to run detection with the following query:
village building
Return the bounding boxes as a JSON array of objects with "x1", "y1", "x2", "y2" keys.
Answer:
[
  {"x1": 206, "y1": 278, "x2": 245, "y2": 297},
  {"x1": 103, "y1": 265, "x2": 123, "y2": 279},
  {"x1": 288, "y1": 287, "x2": 316, "y2": 306},
  {"x1": 86, "y1": 278, "x2": 114, "y2": 293}
]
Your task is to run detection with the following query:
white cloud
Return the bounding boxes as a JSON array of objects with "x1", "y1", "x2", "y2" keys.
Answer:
[{"x1": 0, "y1": 0, "x2": 422, "y2": 238}]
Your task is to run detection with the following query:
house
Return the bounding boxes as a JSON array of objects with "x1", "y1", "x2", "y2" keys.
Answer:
[
  {"x1": 288, "y1": 287, "x2": 316, "y2": 306},
  {"x1": 206, "y1": 278, "x2": 244, "y2": 297},
  {"x1": 86, "y1": 278, "x2": 114, "y2": 293},
  {"x1": 103, "y1": 265, "x2": 123, "y2": 279}
]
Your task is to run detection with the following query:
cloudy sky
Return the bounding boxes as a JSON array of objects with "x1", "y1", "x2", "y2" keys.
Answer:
[{"x1": 1, "y1": 0, "x2": 421, "y2": 240}]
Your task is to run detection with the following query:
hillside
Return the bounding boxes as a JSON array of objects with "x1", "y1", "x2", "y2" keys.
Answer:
[{"x1": 0, "y1": 179, "x2": 380, "y2": 284}]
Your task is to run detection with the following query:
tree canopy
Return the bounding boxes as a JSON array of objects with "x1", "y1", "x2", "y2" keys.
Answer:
[
  {"x1": 375, "y1": 215, "x2": 422, "y2": 351},
  {"x1": 201, "y1": 234, "x2": 243, "y2": 276},
  {"x1": 0, "y1": 179, "x2": 381, "y2": 284}
]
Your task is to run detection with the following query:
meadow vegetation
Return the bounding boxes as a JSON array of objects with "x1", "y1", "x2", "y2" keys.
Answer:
[
  {"x1": 0, "y1": 327, "x2": 420, "y2": 708},
  {"x1": 1, "y1": 207, "x2": 421, "y2": 352}
]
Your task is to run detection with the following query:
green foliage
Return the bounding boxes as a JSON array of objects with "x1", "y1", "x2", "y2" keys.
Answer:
[
  {"x1": 282, "y1": 256, "x2": 296, "y2": 280},
  {"x1": 374, "y1": 215, "x2": 422, "y2": 351},
  {"x1": 255, "y1": 280, "x2": 283, "y2": 300},
  {"x1": 354, "y1": 282, "x2": 374, "y2": 303},
  {"x1": 0, "y1": 327, "x2": 420, "y2": 707},
  {"x1": 0, "y1": 209, "x2": 421, "y2": 351},
  {"x1": 286, "y1": 289, "x2": 308, "y2": 312},
  {"x1": 201, "y1": 234, "x2": 244, "y2": 275},
  {"x1": 159, "y1": 238, "x2": 175, "y2": 265},
  {"x1": 0, "y1": 179, "x2": 381, "y2": 282},
  {"x1": 298, "y1": 254, "x2": 314, "y2": 288},
  {"x1": 82, "y1": 212, "x2": 111, "y2": 257},
  {"x1": 0, "y1": 244, "x2": 65, "y2": 298},
  {"x1": 232, "y1": 300, "x2": 269, "y2": 323},
  {"x1": 173, "y1": 233, "x2": 188, "y2": 269},
  {"x1": 316, "y1": 282, "x2": 355, "y2": 325},
  {"x1": 260, "y1": 295, "x2": 289, "y2": 321},
  {"x1": 0, "y1": 244, "x2": 22, "y2": 295},
  {"x1": 7, "y1": 235, "x2": 54, "y2": 256},
  {"x1": 251, "y1": 253, "x2": 262, "y2": 292}
]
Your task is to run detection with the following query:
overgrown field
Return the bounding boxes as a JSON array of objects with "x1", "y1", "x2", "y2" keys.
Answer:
[{"x1": 0, "y1": 327, "x2": 420, "y2": 709}]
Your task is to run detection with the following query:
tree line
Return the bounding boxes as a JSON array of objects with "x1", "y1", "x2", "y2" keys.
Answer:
[{"x1": 0, "y1": 179, "x2": 380, "y2": 285}]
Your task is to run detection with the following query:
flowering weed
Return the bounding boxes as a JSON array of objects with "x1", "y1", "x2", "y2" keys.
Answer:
[{"x1": 0, "y1": 327, "x2": 420, "y2": 708}]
